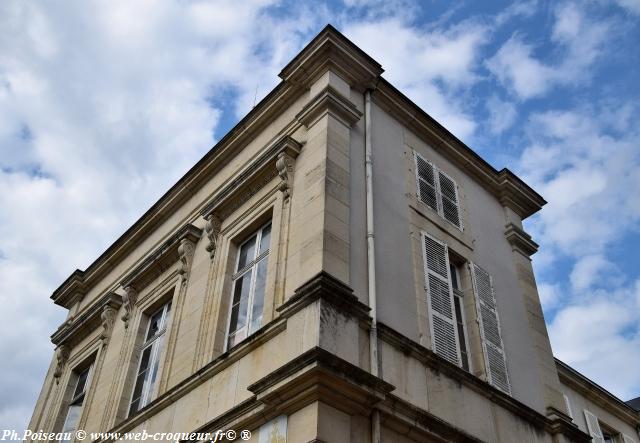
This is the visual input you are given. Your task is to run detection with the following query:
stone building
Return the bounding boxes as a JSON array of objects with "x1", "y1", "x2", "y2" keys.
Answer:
[{"x1": 28, "y1": 25, "x2": 640, "y2": 443}]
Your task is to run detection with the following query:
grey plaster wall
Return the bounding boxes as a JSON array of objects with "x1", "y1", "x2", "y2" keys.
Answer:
[{"x1": 365, "y1": 99, "x2": 547, "y2": 412}]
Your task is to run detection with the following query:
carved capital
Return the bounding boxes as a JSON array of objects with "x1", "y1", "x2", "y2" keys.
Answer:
[
  {"x1": 121, "y1": 286, "x2": 138, "y2": 329},
  {"x1": 53, "y1": 345, "x2": 70, "y2": 384},
  {"x1": 276, "y1": 151, "x2": 296, "y2": 199},
  {"x1": 100, "y1": 305, "x2": 117, "y2": 345},
  {"x1": 178, "y1": 237, "x2": 196, "y2": 281},
  {"x1": 204, "y1": 213, "x2": 222, "y2": 260}
]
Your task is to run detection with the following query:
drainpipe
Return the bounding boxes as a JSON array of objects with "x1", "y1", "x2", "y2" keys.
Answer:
[{"x1": 364, "y1": 89, "x2": 381, "y2": 443}]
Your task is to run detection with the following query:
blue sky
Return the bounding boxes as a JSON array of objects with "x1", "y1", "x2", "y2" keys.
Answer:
[{"x1": 1, "y1": 0, "x2": 639, "y2": 431}]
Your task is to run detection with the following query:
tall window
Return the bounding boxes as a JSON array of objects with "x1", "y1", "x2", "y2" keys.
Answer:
[
  {"x1": 60, "y1": 365, "x2": 92, "y2": 443},
  {"x1": 129, "y1": 302, "x2": 171, "y2": 416},
  {"x1": 450, "y1": 263, "x2": 470, "y2": 371},
  {"x1": 227, "y1": 222, "x2": 271, "y2": 349}
]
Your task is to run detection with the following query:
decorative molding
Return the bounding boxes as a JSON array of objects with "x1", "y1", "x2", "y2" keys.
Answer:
[
  {"x1": 200, "y1": 135, "x2": 302, "y2": 221},
  {"x1": 296, "y1": 85, "x2": 362, "y2": 128},
  {"x1": 505, "y1": 222, "x2": 539, "y2": 257},
  {"x1": 276, "y1": 271, "x2": 371, "y2": 322},
  {"x1": 53, "y1": 345, "x2": 69, "y2": 384},
  {"x1": 177, "y1": 237, "x2": 196, "y2": 281},
  {"x1": 121, "y1": 286, "x2": 138, "y2": 329},
  {"x1": 204, "y1": 213, "x2": 222, "y2": 260},
  {"x1": 279, "y1": 24, "x2": 383, "y2": 90},
  {"x1": 120, "y1": 223, "x2": 202, "y2": 294},
  {"x1": 51, "y1": 292, "x2": 123, "y2": 347},
  {"x1": 99, "y1": 304, "x2": 117, "y2": 345},
  {"x1": 247, "y1": 347, "x2": 394, "y2": 415},
  {"x1": 556, "y1": 358, "x2": 640, "y2": 426},
  {"x1": 276, "y1": 151, "x2": 295, "y2": 199},
  {"x1": 376, "y1": 321, "x2": 591, "y2": 442}
]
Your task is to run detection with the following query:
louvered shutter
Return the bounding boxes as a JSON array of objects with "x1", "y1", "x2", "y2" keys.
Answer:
[
  {"x1": 622, "y1": 434, "x2": 637, "y2": 443},
  {"x1": 583, "y1": 410, "x2": 604, "y2": 443},
  {"x1": 563, "y1": 393, "x2": 573, "y2": 420},
  {"x1": 438, "y1": 170, "x2": 462, "y2": 228},
  {"x1": 471, "y1": 263, "x2": 511, "y2": 394},
  {"x1": 422, "y1": 233, "x2": 460, "y2": 366},
  {"x1": 415, "y1": 153, "x2": 438, "y2": 212}
]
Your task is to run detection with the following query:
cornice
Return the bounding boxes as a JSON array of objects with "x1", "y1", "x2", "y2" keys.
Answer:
[
  {"x1": 505, "y1": 222, "x2": 539, "y2": 257},
  {"x1": 200, "y1": 135, "x2": 302, "y2": 220},
  {"x1": 556, "y1": 358, "x2": 640, "y2": 425},
  {"x1": 51, "y1": 291, "x2": 122, "y2": 347},
  {"x1": 276, "y1": 271, "x2": 371, "y2": 322},
  {"x1": 279, "y1": 24, "x2": 383, "y2": 90},
  {"x1": 296, "y1": 85, "x2": 363, "y2": 128},
  {"x1": 377, "y1": 323, "x2": 590, "y2": 442},
  {"x1": 247, "y1": 347, "x2": 394, "y2": 415},
  {"x1": 373, "y1": 80, "x2": 546, "y2": 220},
  {"x1": 120, "y1": 223, "x2": 202, "y2": 291}
]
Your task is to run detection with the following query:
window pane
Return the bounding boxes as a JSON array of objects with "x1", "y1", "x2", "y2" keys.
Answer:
[
  {"x1": 454, "y1": 296, "x2": 469, "y2": 371},
  {"x1": 146, "y1": 309, "x2": 163, "y2": 341},
  {"x1": 61, "y1": 404, "x2": 82, "y2": 437},
  {"x1": 259, "y1": 223, "x2": 271, "y2": 255},
  {"x1": 147, "y1": 337, "x2": 164, "y2": 403},
  {"x1": 250, "y1": 259, "x2": 268, "y2": 334},
  {"x1": 237, "y1": 236, "x2": 257, "y2": 270},
  {"x1": 73, "y1": 368, "x2": 90, "y2": 399},
  {"x1": 229, "y1": 271, "x2": 252, "y2": 334},
  {"x1": 161, "y1": 302, "x2": 172, "y2": 329}
]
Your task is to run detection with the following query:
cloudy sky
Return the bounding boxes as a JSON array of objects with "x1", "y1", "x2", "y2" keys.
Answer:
[{"x1": 1, "y1": 0, "x2": 639, "y2": 431}]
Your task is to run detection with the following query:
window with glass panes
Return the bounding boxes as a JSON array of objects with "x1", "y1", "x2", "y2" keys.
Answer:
[
  {"x1": 128, "y1": 302, "x2": 171, "y2": 416},
  {"x1": 450, "y1": 263, "x2": 471, "y2": 372},
  {"x1": 60, "y1": 365, "x2": 92, "y2": 443},
  {"x1": 226, "y1": 222, "x2": 271, "y2": 349}
]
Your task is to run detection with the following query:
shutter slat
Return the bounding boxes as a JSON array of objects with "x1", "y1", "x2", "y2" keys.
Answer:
[
  {"x1": 584, "y1": 410, "x2": 604, "y2": 443},
  {"x1": 438, "y1": 171, "x2": 461, "y2": 228},
  {"x1": 471, "y1": 262, "x2": 511, "y2": 394},
  {"x1": 423, "y1": 234, "x2": 460, "y2": 366},
  {"x1": 415, "y1": 154, "x2": 438, "y2": 212}
]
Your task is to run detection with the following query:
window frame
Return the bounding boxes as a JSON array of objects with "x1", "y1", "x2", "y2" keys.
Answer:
[
  {"x1": 224, "y1": 221, "x2": 272, "y2": 351},
  {"x1": 59, "y1": 364, "x2": 93, "y2": 443},
  {"x1": 128, "y1": 301, "x2": 172, "y2": 417},
  {"x1": 413, "y1": 151, "x2": 463, "y2": 231},
  {"x1": 450, "y1": 263, "x2": 472, "y2": 372}
]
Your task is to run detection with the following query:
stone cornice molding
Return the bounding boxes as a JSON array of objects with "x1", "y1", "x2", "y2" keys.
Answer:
[
  {"x1": 119, "y1": 224, "x2": 202, "y2": 292},
  {"x1": 279, "y1": 24, "x2": 383, "y2": 90},
  {"x1": 200, "y1": 135, "x2": 302, "y2": 222},
  {"x1": 505, "y1": 222, "x2": 539, "y2": 257},
  {"x1": 51, "y1": 292, "x2": 122, "y2": 348},
  {"x1": 556, "y1": 358, "x2": 640, "y2": 425},
  {"x1": 376, "y1": 323, "x2": 591, "y2": 442},
  {"x1": 247, "y1": 347, "x2": 394, "y2": 415},
  {"x1": 373, "y1": 80, "x2": 546, "y2": 219},
  {"x1": 296, "y1": 85, "x2": 363, "y2": 128},
  {"x1": 276, "y1": 271, "x2": 371, "y2": 322}
]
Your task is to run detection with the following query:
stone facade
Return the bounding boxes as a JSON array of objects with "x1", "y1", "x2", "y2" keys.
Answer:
[{"x1": 29, "y1": 26, "x2": 639, "y2": 443}]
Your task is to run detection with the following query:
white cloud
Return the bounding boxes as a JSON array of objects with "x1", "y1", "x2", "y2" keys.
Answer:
[
  {"x1": 548, "y1": 281, "x2": 640, "y2": 399},
  {"x1": 344, "y1": 17, "x2": 489, "y2": 140},
  {"x1": 537, "y1": 282, "x2": 562, "y2": 310},
  {"x1": 570, "y1": 255, "x2": 619, "y2": 292},
  {"x1": 613, "y1": 0, "x2": 640, "y2": 15},
  {"x1": 485, "y1": 95, "x2": 517, "y2": 134},
  {"x1": 487, "y1": 2, "x2": 612, "y2": 100}
]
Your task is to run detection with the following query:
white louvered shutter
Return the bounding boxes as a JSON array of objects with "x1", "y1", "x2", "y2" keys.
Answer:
[
  {"x1": 438, "y1": 170, "x2": 462, "y2": 229},
  {"x1": 415, "y1": 153, "x2": 439, "y2": 212},
  {"x1": 563, "y1": 393, "x2": 573, "y2": 420},
  {"x1": 622, "y1": 434, "x2": 637, "y2": 443},
  {"x1": 423, "y1": 234, "x2": 460, "y2": 366},
  {"x1": 471, "y1": 263, "x2": 511, "y2": 394},
  {"x1": 583, "y1": 410, "x2": 604, "y2": 443}
]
